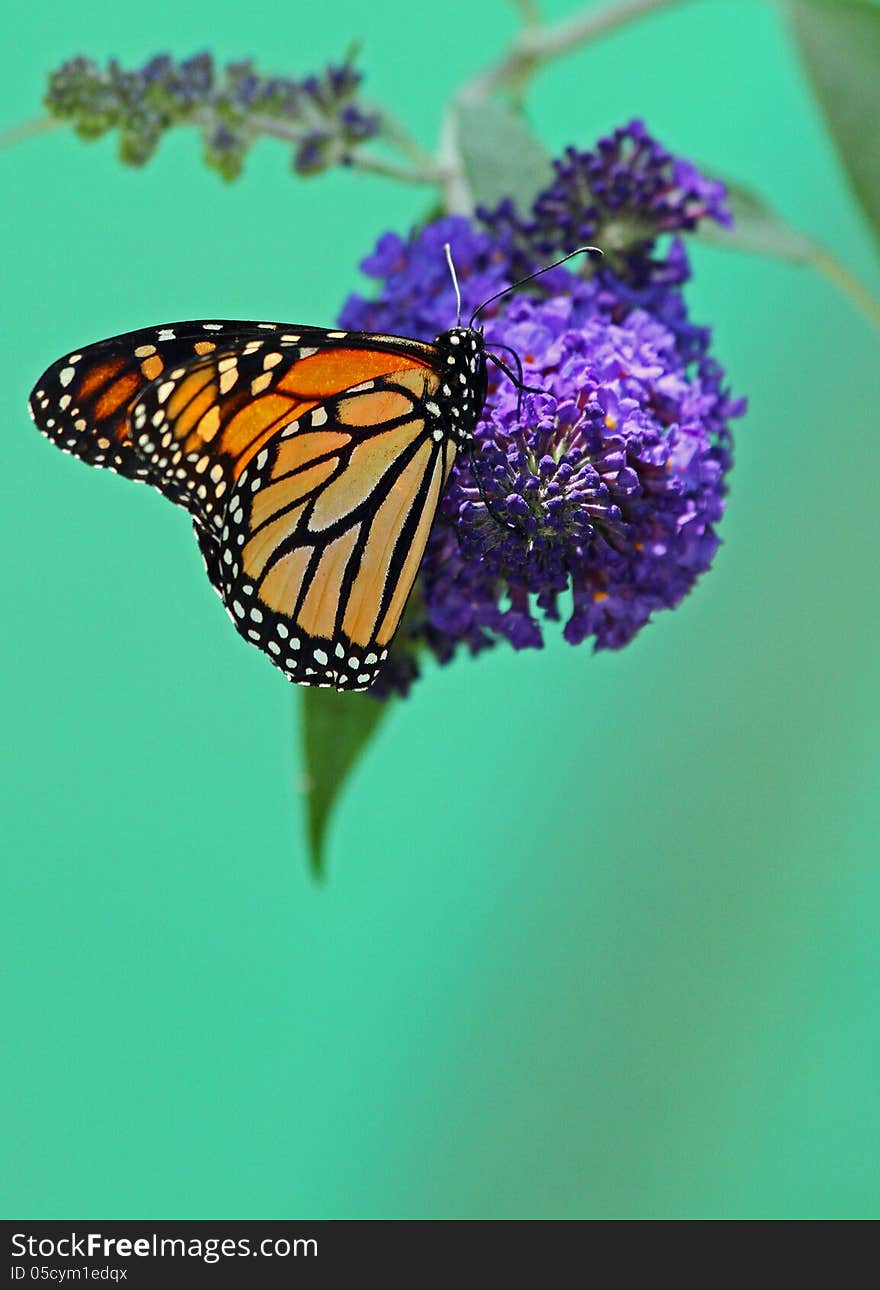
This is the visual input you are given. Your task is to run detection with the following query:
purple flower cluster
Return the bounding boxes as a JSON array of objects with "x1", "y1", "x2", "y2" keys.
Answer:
[
  {"x1": 339, "y1": 217, "x2": 510, "y2": 340},
  {"x1": 341, "y1": 126, "x2": 744, "y2": 696},
  {"x1": 483, "y1": 119, "x2": 731, "y2": 287},
  {"x1": 45, "y1": 53, "x2": 380, "y2": 179},
  {"x1": 425, "y1": 291, "x2": 739, "y2": 657}
]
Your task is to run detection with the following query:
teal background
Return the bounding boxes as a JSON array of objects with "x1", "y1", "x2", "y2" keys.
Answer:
[{"x1": 2, "y1": 0, "x2": 879, "y2": 1220}]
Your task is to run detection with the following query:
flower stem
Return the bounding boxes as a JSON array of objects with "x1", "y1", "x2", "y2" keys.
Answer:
[
  {"x1": 1, "y1": 107, "x2": 442, "y2": 188},
  {"x1": 464, "y1": 0, "x2": 703, "y2": 100},
  {"x1": 0, "y1": 115, "x2": 62, "y2": 149},
  {"x1": 520, "y1": 0, "x2": 701, "y2": 60},
  {"x1": 345, "y1": 149, "x2": 447, "y2": 186},
  {"x1": 371, "y1": 107, "x2": 437, "y2": 169},
  {"x1": 208, "y1": 109, "x2": 446, "y2": 187},
  {"x1": 442, "y1": 0, "x2": 703, "y2": 211},
  {"x1": 508, "y1": 0, "x2": 543, "y2": 24}
]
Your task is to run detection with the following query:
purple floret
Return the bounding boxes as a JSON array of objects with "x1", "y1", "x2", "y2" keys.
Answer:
[{"x1": 481, "y1": 119, "x2": 731, "y2": 287}]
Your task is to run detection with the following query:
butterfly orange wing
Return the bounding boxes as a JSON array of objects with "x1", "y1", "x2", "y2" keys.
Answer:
[
  {"x1": 29, "y1": 322, "x2": 460, "y2": 690},
  {"x1": 127, "y1": 329, "x2": 440, "y2": 534},
  {"x1": 213, "y1": 361, "x2": 458, "y2": 689},
  {"x1": 28, "y1": 321, "x2": 279, "y2": 487}
]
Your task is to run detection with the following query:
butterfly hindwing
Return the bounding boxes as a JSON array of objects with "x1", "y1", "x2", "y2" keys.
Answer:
[
  {"x1": 193, "y1": 520, "x2": 226, "y2": 603},
  {"x1": 213, "y1": 369, "x2": 456, "y2": 690}
]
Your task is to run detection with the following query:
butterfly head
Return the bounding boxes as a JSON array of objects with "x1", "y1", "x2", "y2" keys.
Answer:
[
  {"x1": 432, "y1": 326, "x2": 487, "y2": 444},
  {"x1": 436, "y1": 242, "x2": 603, "y2": 444}
]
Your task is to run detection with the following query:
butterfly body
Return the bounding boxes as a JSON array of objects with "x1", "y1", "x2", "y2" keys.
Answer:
[{"x1": 29, "y1": 319, "x2": 487, "y2": 691}]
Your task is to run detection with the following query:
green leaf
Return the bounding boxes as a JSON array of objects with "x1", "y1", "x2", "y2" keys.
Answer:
[
  {"x1": 455, "y1": 98, "x2": 554, "y2": 212},
  {"x1": 300, "y1": 688, "x2": 393, "y2": 879},
  {"x1": 696, "y1": 174, "x2": 880, "y2": 331},
  {"x1": 785, "y1": 0, "x2": 880, "y2": 247},
  {"x1": 696, "y1": 177, "x2": 820, "y2": 262}
]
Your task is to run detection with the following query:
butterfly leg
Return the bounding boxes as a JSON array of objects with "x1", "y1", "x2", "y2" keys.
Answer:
[{"x1": 465, "y1": 442, "x2": 527, "y2": 538}]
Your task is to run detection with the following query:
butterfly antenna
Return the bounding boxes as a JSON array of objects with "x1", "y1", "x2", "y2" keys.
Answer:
[
  {"x1": 469, "y1": 245, "x2": 603, "y2": 328},
  {"x1": 443, "y1": 242, "x2": 463, "y2": 328}
]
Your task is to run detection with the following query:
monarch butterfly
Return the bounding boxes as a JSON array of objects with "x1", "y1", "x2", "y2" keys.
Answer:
[{"x1": 28, "y1": 246, "x2": 598, "y2": 692}]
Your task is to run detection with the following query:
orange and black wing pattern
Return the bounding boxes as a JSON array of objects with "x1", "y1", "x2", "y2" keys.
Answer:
[
  {"x1": 213, "y1": 361, "x2": 460, "y2": 689},
  {"x1": 28, "y1": 320, "x2": 486, "y2": 691},
  {"x1": 28, "y1": 320, "x2": 276, "y2": 488}
]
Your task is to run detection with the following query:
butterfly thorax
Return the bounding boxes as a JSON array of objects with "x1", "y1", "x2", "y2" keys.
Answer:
[{"x1": 430, "y1": 326, "x2": 487, "y2": 445}]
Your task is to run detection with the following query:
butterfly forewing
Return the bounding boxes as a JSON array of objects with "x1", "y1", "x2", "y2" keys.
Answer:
[
  {"x1": 27, "y1": 321, "x2": 277, "y2": 486},
  {"x1": 128, "y1": 332, "x2": 441, "y2": 533}
]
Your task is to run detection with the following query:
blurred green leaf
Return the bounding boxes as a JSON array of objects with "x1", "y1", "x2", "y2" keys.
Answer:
[
  {"x1": 697, "y1": 174, "x2": 880, "y2": 331},
  {"x1": 301, "y1": 689, "x2": 392, "y2": 879},
  {"x1": 697, "y1": 177, "x2": 820, "y2": 262},
  {"x1": 785, "y1": 0, "x2": 880, "y2": 247},
  {"x1": 456, "y1": 99, "x2": 553, "y2": 211}
]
